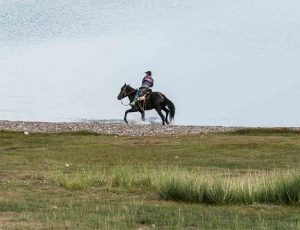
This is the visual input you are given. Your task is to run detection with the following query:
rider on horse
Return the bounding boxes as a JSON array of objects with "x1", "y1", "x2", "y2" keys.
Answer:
[{"x1": 130, "y1": 71, "x2": 154, "y2": 106}]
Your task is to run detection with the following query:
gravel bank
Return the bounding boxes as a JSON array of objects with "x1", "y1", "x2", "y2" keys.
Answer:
[{"x1": 0, "y1": 120, "x2": 241, "y2": 136}]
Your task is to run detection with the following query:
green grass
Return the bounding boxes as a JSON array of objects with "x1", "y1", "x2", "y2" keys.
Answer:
[
  {"x1": 0, "y1": 129, "x2": 299, "y2": 229},
  {"x1": 230, "y1": 128, "x2": 300, "y2": 136},
  {"x1": 157, "y1": 170, "x2": 300, "y2": 204},
  {"x1": 46, "y1": 167, "x2": 300, "y2": 204}
]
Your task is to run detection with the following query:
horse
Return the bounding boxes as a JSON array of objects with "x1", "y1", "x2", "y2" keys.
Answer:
[{"x1": 117, "y1": 84, "x2": 175, "y2": 125}]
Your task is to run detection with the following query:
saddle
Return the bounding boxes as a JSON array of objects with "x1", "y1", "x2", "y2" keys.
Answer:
[{"x1": 138, "y1": 89, "x2": 152, "y2": 101}]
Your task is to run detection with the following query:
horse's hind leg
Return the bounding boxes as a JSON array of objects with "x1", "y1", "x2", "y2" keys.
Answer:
[
  {"x1": 155, "y1": 108, "x2": 166, "y2": 125},
  {"x1": 162, "y1": 107, "x2": 169, "y2": 125},
  {"x1": 140, "y1": 111, "x2": 145, "y2": 121}
]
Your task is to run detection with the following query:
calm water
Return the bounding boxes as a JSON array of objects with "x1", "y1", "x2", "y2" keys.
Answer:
[{"x1": 1, "y1": 0, "x2": 300, "y2": 126}]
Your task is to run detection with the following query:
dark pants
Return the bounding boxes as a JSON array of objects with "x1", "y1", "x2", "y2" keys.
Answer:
[{"x1": 134, "y1": 87, "x2": 149, "y2": 101}]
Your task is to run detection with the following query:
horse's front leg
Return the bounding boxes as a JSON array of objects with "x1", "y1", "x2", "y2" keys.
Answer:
[{"x1": 124, "y1": 108, "x2": 138, "y2": 124}]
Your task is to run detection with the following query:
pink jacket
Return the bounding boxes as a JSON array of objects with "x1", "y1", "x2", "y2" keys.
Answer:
[{"x1": 142, "y1": 76, "x2": 154, "y2": 88}]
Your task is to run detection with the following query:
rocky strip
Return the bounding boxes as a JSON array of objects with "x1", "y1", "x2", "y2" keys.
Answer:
[{"x1": 0, "y1": 120, "x2": 241, "y2": 136}]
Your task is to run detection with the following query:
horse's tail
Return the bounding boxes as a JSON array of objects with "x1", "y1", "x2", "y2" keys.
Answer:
[{"x1": 165, "y1": 97, "x2": 175, "y2": 122}]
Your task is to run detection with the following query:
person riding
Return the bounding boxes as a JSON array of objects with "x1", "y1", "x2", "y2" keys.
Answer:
[{"x1": 131, "y1": 71, "x2": 154, "y2": 106}]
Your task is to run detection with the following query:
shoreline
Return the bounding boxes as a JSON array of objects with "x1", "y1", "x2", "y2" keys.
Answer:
[
  {"x1": 1, "y1": 120, "x2": 300, "y2": 137},
  {"x1": 0, "y1": 120, "x2": 242, "y2": 136}
]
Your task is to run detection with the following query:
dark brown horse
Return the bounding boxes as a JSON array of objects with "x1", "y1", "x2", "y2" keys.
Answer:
[{"x1": 117, "y1": 84, "x2": 175, "y2": 125}]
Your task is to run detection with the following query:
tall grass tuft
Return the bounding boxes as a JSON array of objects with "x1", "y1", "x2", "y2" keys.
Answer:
[
  {"x1": 46, "y1": 166, "x2": 156, "y2": 190},
  {"x1": 47, "y1": 169, "x2": 106, "y2": 190},
  {"x1": 158, "y1": 170, "x2": 300, "y2": 205},
  {"x1": 111, "y1": 165, "x2": 160, "y2": 188},
  {"x1": 46, "y1": 166, "x2": 300, "y2": 205}
]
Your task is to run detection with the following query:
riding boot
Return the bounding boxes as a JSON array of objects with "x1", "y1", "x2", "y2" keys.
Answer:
[{"x1": 130, "y1": 100, "x2": 137, "y2": 106}]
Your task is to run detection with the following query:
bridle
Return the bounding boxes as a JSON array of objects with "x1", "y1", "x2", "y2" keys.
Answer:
[
  {"x1": 120, "y1": 85, "x2": 136, "y2": 106},
  {"x1": 121, "y1": 85, "x2": 136, "y2": 97}
]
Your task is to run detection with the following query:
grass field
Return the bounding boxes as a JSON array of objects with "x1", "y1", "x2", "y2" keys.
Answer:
[{"x1": 0, "y1": 129, "x2": 299, "y2": 229}]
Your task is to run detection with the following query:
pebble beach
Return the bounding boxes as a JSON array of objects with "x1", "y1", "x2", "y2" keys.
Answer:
[{"x1": 0, "y1": 120, "x2": 241, "y2": 136}]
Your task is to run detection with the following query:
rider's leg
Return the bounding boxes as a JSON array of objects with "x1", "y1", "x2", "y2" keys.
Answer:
[
  {"x1": 131, "y1": 89, "x2": 141, "y2": 106},
  {"x1": 131, "y1": 87, "x2": 147, "y2": 106},
  {"x1": 134, "y1": 89, "x2": 141, "y2": 100}
]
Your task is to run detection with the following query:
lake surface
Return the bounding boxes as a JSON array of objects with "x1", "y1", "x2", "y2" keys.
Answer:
[{"x1": 1, "y1": 0, "x2": 300, "y2": 126}]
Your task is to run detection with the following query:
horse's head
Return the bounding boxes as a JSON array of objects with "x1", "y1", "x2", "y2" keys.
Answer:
[{"x1": 117, "y1": 83, "x2": 129, "y2": 100}]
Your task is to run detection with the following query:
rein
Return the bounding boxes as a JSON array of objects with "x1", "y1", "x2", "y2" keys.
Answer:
[
  {"x1": 121, "y1": 99, "x2": 131, "y2": 106},
  {"x1": 120, "y1": 85, "x2": 136, "y2": 106}
]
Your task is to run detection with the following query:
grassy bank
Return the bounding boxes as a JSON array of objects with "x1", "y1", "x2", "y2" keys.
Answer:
[
  {"x1": 0, "y1": 129, "x2": 299, "y2": 228},
  {"x1": 157, "y1": 169, "x2": 300, "y2": 204},
  {"x1": 46, "y1": 167, "x2": 300, "y2": 205}
]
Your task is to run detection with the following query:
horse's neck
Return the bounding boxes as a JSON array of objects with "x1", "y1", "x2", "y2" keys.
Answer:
[{"x1": 127, "y1": 86, "x2": 137, "y2": 102}]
